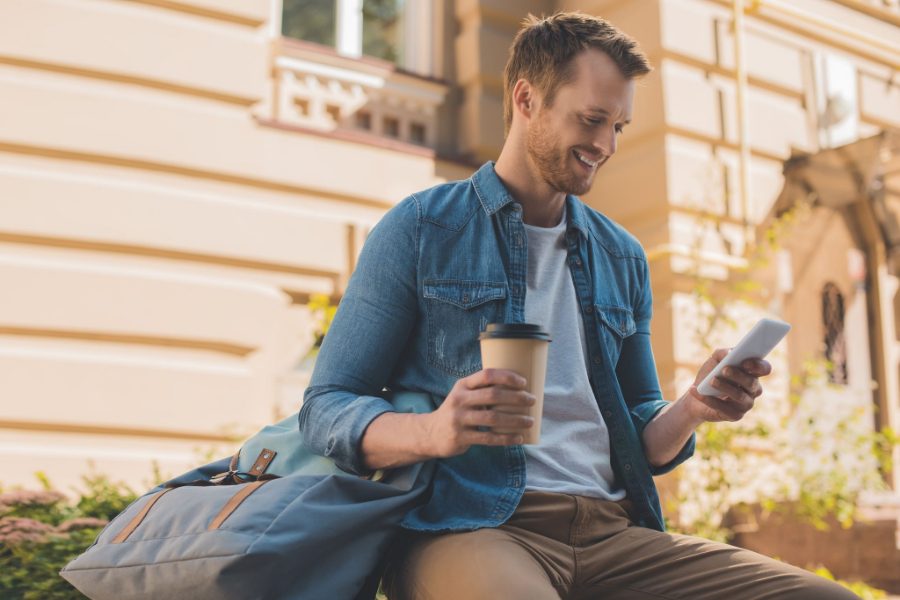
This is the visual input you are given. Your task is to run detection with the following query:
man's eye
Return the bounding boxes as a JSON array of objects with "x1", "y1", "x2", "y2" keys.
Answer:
[{"x1": 615, "y1": 125, "x2": 625, "y2": 135}]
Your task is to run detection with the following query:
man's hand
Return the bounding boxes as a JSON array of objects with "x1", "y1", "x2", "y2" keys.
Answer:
[
  {"x1": 684, "y1": 348, "x2": 773, "y2": 423},
  {"x1": 359, "y1": 368, "x2": 534, "y2": 470},
  {"x1": 641, "y1": 349, "x2": 773, "y2": 468},
  {"x1": 422, "y1": 368, "x2": 536, "y2": 458}
]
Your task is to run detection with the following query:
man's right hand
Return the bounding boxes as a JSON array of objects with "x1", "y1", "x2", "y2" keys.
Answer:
[
  {"x1": 422, "y1": 368, "x2": 536, "y2": 458},
  {"x1": 360, "y1": 369, "x2": 535, "y2": 471}
]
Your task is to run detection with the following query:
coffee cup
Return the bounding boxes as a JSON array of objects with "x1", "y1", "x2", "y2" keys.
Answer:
[{"x1": 478, "y1": 323, "x2": 551, "y2": 444}]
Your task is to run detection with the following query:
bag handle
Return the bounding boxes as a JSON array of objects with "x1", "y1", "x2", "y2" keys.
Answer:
[
  {"x1": 207, "y1": 479, "x2": 270, "y2": 530},
  {"x1": 111, "y1": 477, "x2": 277, "y2": 543},
  {"x1": 111, "y1": 488, "x2": 175, "y2": 544}
]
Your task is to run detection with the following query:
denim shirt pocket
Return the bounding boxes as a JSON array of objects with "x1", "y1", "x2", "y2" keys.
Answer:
[
  {"x1": 595, "y1": 304, "x2": 637, "y2": 365},
  {"x1": 423, "y1": 279, "x2": 508, "y2": 377}
]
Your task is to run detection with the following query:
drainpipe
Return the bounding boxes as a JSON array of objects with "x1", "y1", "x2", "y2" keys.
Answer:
[{"x1": 733, "y1": 0, "x2": 754, "y2": 248}]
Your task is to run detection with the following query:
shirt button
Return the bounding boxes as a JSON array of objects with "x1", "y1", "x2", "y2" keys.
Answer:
[
  {"x1": 514, "y1": 234, "x2": 523, "y2": 247},
  {"x1": 585, "y1": 306, "x2": 594, "y2": 314},
  {"x1": 462, "y1": 293, "x2": 470, "y2": 303},
  {"x1": 624, "y1": 464, "x2": 632, "y2": 471},
  {"x1": 603, "y1": 410, "x2": 612, "y2": 418},
  {"x1": 593, "y1": 355, "x2": 602, "y2": 364}
]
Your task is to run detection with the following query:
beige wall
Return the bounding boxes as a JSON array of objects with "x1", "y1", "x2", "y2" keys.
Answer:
[
  {"x1": 1, "y1": 0, "x2": 898, "y2": 509},
  {"x1": 0, "y1": 0, "x2": 468, "y2": 491},
  {"x1": 596, "y1": 0, "x2": 896, "y2": 385}
]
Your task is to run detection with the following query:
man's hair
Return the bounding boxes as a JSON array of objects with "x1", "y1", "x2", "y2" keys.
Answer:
[{"x1": 502, "y1": 12, "x2": 652, "y2": 135}]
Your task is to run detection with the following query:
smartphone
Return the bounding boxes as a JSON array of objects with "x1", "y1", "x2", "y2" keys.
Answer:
[{"x1": 696, "y1": 318, "x2": 792, "y2": 398}]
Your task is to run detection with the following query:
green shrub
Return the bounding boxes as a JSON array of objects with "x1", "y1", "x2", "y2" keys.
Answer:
[
  {"x1": 1, "y1": 528, "x2": 100, "y2": 599},
  {"x1": 813, "y1": 566, "x2": 888, "y2": 600},
  {"x1": 0, "y1": 473, "x2": 137, "y2": 599}
]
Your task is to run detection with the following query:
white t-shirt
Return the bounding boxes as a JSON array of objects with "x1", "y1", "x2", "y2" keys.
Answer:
[{"x1": 522, "y1": 208, "x2": 626, "y2": 501}]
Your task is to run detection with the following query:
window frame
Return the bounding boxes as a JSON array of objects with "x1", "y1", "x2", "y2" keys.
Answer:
[{"x1": 274, "y1": 0, "x2": 437, "y2": 76}]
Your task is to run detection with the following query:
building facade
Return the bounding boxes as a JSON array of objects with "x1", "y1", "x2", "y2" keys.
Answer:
[{"x1": 1, "y1": 0, "x2": 899, "y2": 578}]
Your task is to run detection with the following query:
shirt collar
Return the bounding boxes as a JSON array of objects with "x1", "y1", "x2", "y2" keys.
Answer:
[
  {"x1": 565, "y1": 194, "x2": 590, "y2": 240},
  {"x1": 471, "y1": 161, "x2": 515, "y2": 215},
  {"x1": 471, "y1": 161, "x2": 589, "y2": 239}
]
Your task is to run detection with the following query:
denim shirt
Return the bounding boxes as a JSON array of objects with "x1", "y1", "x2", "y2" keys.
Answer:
[{"x1": 300, "y1": 162, "x2": 695, "y2": 532}]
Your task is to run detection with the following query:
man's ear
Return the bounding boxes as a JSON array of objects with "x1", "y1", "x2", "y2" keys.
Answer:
[{"x1": 512, "y1": 79, "x2": 535, "y2": 121}]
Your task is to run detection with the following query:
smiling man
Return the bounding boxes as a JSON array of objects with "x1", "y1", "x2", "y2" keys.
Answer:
[{"x1": 300, "y1": 12, "x2": 858, "y2": 600}]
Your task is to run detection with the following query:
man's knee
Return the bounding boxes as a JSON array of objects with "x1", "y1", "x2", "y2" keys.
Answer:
[{"x1": 383, "y1": 529, "x2": 561, "y2": 600}]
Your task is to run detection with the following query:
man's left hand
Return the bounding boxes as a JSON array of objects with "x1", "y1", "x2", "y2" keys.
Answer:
[{"x1": 685, "y1": 348, "x2": 772, "y2": 423}]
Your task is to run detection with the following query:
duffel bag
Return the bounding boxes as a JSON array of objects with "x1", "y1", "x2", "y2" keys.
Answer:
[{"x1": 60, "y1": 391, "x2": 436, "y2": 600}]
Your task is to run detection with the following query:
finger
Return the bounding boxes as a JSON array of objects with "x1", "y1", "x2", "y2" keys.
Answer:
[
  {"x1": 712, "y1": 347, "x2": 731, "y2": 362},
  {"x1": 461, "y1": 408, "x2": 534, "y2": 431},
  {"x1": 698, "y1": 349, "x2": 726, "y2": 374},
  {"x1": 692, "y1": 391, "x2": 746, "y2": 421},
  {"x1": 465, "y1": 430, "x2": 524, "y2": 447},
  {"x1": 710, "y1": 377, "x2": 754, "y2": 412},
  {"x1": 690, "y1": 382, "x2": 748, "y2": 415},
  {"x1": 741, "y1": 359, "x2": 772, "y2": 378},
  {"x1": 465, "y1": 386, "x2": 535, "y2": 409},
  {"x1": 720, "y1": 366, "x2": 762, "y2": 398},
  {"x1": 466, "y1": 368, "x2": 527, "y2": 391},
  {"x1": 695, "y1": 348, "x2": 730, "y2": 382}
]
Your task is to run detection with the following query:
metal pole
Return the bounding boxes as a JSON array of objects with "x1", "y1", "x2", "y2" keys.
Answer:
[{"x1": 733, "y1": 0, "x2": 755, "y2": 248}]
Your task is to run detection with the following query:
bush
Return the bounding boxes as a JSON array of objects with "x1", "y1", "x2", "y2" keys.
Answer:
[
  {"x1": 813, "y1": 566, "x2": 888, "y2": 600},
  {"x1": 0, "y1": 472, "x2": 137, "y2": 599}
]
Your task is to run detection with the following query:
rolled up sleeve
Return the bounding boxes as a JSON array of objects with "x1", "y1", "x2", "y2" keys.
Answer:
[
  {"x1": 630, "y1": 399, "x2": 696, "y2": 476},
  {"x1": 299, "y1": 196, "x2": 420, "y2": 476},
  {"x1": 618, "y1": 254, "x2": 695, "y2": 476}
]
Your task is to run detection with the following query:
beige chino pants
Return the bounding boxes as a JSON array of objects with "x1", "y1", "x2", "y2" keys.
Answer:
[{"x1": 383, "y1": 491, "x2": 859, "y2": 600}]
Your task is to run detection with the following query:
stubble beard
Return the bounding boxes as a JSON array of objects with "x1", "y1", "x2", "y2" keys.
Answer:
[{"x1": 525, "y1": 111, "x2": 594, "y2": 197}]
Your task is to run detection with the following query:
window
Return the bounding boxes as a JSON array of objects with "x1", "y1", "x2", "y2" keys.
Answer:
[
  {"x1": 814, "y1": 53, "x2": 859, "y2": 149},
  {"x1": 282, "y1": 0, "x2": 336, "y2": 47},
  {"x1": 362, "y1": 0, "x2": 404, "y2": 63},
  {"x1": 282, "y1": 0, "x2": 407, "y2": 66},
  {"x1": 822, "y1": 282, "x2": 848, "y2": 385}
]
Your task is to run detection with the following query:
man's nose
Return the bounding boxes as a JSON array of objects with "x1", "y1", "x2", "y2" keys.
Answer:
[{"x1": 592, "y1": 127, "x2": 617, "y2": 158}]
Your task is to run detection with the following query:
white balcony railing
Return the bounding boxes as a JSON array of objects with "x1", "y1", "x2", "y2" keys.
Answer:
[{"x1": 266, "y1": 39, "x2": 449, "y2": 151}]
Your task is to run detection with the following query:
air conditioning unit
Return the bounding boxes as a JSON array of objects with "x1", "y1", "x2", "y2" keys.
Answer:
[{"x1": 814, "y1": 52, "x2": 860, "y2": 149}]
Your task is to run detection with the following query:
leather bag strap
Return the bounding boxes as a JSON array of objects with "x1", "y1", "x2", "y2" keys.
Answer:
[
  {"x1": 111, "y1": 487, "x2": 174, "y2": 544},
  {"x1": 207, "y1": 480, "x2": 269, "y2": 531}
]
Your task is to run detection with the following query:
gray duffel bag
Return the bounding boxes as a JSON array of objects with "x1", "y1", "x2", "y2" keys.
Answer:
[{"x1": 60, "y1": 391, "x2": 436, "y2": 600}]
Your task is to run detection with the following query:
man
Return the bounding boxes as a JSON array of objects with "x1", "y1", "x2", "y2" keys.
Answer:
[{"x1": 300, "y1": 12, "x2": 858, "y2": 600}]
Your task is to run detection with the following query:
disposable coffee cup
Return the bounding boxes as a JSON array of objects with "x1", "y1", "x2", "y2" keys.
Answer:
[{"x1": 478, "y1": 323, "x2": 551, "y2": 444}]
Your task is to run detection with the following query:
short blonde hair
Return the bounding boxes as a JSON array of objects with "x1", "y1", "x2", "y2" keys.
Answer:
[{"x1": 503, "y1": 12, "x2": 651, "y2": 135}]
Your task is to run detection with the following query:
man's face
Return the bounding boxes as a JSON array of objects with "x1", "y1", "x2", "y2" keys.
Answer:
[{"x1": 525, "y1": 48, "x2": 636, "y2": 196}]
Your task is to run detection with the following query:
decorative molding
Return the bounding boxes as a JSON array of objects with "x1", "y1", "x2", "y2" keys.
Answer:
[
  {"x1": 708, "y1": 0, "x2": 900, "y2": 69},
  {"x1": 254, "y1": 116, "x2": 436, "y2": 158},
  {"x1": 0, "y1": 142, "x2": 394, "y2": 211},
  {"x1": 0, "y1": 56, "x2": 256, "y2": 107},
  {"x1": 0, "y1": 419, "x2": 242, "y2": 443},
  {"x1": 266, "y1": 40, "x2": 449, "y2": 150},
  {"x1": 0, "y1": 231, "x2": 343, "y2": 284},
  {"x1": 666, "y1": 126, "x2": 788, "y2": 163},
  {"x1": 658, "y1": 50, "x2": 807, "y2": 102},
  {"x1": 0, "y1": 326, "x2": 254, "y2": 357},
  {"x1": 645, "y1": 243, "x2": 751, "y2": 268},
  {"x1": 828, "y1": 0, "x2": 900, "y2": 28},
  {"x1": 119, "y1": 0, "x2": 266, "y2": 27}
]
